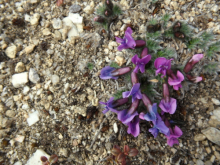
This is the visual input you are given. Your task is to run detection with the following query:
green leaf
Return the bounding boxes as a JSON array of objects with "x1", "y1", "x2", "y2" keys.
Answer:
[
  {"x1": 110, "y1": 62, "x2": 120, "y2": 68},
  {"x1": 151, "y1": 0, "x2": 158, "y2": 3},
  {"x1": 203, "y1": 62, "x2": 219, "y2": 74},
  {"x1": 96, "y1": 5, "x2": 106, "y2": 16},
  {"x1": 112, "y1": 5, "x2": 122, "y2": 16},
  {"x1": 161, "y1": 13, "x2": 171, "y2": 26},
  {"x1": 180, "y1": 22, "x2": 193, "y2": 37},
  {"x1": 148, "y1": 19, "x2": 158, "y2": 25},
  {"x1": 113, "y1": 89, "x2": 127, "y2": 100},
  {"x1": 157, "y1": 48, "x2": 176, "y2": 58},
  {"x1": 146, "y1": 31, "x2": 161, "y2": 39},
  {"x1": 87, "y1": 63, "x2": 94, "y2": 70},
  {"x1": 187, "y1": 38, "x2": 201, "y2": 50},
  {"x1": 164, "y1": 29, "x2": 174, "y2": 38},
  {"x1": 146, "y1": 40, "x2": 160, "y2": 52},
  {"x1": 206, "y1": 41, "x2": 220, "y2": 59}
]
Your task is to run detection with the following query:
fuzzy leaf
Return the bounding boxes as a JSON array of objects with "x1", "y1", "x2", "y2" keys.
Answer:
[
  {"x1": 146, "y1": 40, "x2": 160, "y2": 52},
  {"x1": 117, "y1": 153, "x2": 126, "y2": 163},
  {"x1": 113, "y1": 89, "x2": 127, "y2": 100},
  {"x1": 149, "y1": 19, "x2": 158, "y2": 25},
  {"x1": 146, "y1": 31, "x2": 161, "y2": 39},
  {"x1": 128, "y1": 148, "x2": 138, "y2": 157},
  {"x1": 49, "y1": 155, "x2": 58, "y2": 164},
  {"x1": 96, "y1": 5, "x2": 106, "y2": 16},
  {"x1": 164, "y1": 29, "x2": 174, "y2": 38},
  {"x1": 111, "y1": 146, "x2": 122, "y2": 156},
  {"x1": 203, "y1": 62, "x2": 219, "y2": 74},
  {"x1": 112, "y1": 5, "x2": 122, "y2": 16},
  {"x1": 206, "y1": 41, "x2": 220, "y2": 59},
  {"x1": 187, "y1": 38, "x2": 201, "y2": 50},
  {"x1": 110, "y1": 62, "x2": 120, "y2": 68},
  {"x1": 124, "y1": 145, "x2": 130, "y2": 155}
]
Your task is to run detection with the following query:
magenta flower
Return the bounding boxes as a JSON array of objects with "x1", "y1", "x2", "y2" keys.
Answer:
[
  {"x1": 116, "y1": 99, "x2": 140, "y2": 124},
  {"x1": 123, "y1": 83, "x2": 142, "y2": 102},
  {"x1": 186, "y1": 74, "x2": 203, "y2": 83},
  {"x1": 154, "y1": 57, "x2": 173, "y2": 78},
  {"x1": 165, "y1": 126, "x2": 183, "y2": 147},
  {"x1": 100, "y1": 66, "x2": 131, "y2": 80},
  {"x1": 139, "y1": 94, "x2": 157, "y2": 122},
  {"x1": 184, "y1": 54, "x2": 204, "y2": 73},
  {"x1": 100, "y1": 97, "x2": 129, "y2": 114},
  {"x1": 126, "y1": 115, "x2": 140, "y2": 137},
  {"x1": 168, "y1": 70, "x2": 184, "y2": 90},
  {"x1": 149, "y1": 114, "x2": 170, "y2": 138},
  {"x1": 159, "y1": 83, "x2": 177, "y2": 115},
  {"x1": 115, "y1": 27, "x2": 136, "y2": 51},
  {"x1": 131, "y1": 54, "x2": 151, "y2": 73}
]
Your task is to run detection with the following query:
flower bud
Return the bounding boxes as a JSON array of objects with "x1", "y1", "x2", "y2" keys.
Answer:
[
  {"x1": 94, "y1": 16, "x2": 105, "y2": 23},
  {"x1": 141, "y1": 47, "x2": 149, "y2": 58},
  {"x1": 105, "y1": 0, "x2": 113, "y2": 10},
  {"x1": 135, "y1": 40, "x2": 146, "y2": 47},
  {"x1": 186, "y1": 74, "x2": 203, "y2": 83},
  {"x1": 183, "y1": 54, "x2": 204, "y2": 73},
  {"x1": 111, "y1": 67, "x2": 131, "y2": 76},
  {"x1": 131, "y1": 72, "x2": 138, "y2": 85}
]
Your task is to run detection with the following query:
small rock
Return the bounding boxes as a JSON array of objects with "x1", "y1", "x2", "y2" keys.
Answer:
[
  {"x1": 14, "y1": 135, "x2": 25, "y2": 143},
  {"x1": 170, "y1": 1, "x2": 178, "y2": 10},
  {"x1": 12, "y1": 72, "x2": 29, "y2": 88},
  {"x1": 214, "y1": 151, "x2": 220, "y2": 160},
  {"x1": 83, "y1": 1, "x2": 94, "y2": 14},
  {"x1": 64, "y1": 83, "x2": 70, "y2": 93},
  {"x1": 29, "y1": 68, "x2": 40, "y2": 83},
  {"x1": 68, "y1": 13, "x2": 83, "y2": 24},
  {"x1": 15, "y1": 62, "x2": 25, "y2": 73},
  {"x1": 6, "y1": 110, "x2": 16, "y2": 118},
  {"x1": 115, "y1": 56, "x2": 126, "y2": 66},
  {"x1": 30, "y1": 0, "x2": 38, "y2": 4},
  {"x1": 5, "y1": 45, "x2": 17, "y2": 58},
  {"x1": 208, "y1": 116, "x2": 220, "y2": 128},
  {"x1": 113, "y1": 123, "x2": 118, "y2": 133},
  {"x1": 59, "y1": 148, "x2": 68, "y2": 157},
  {"x1": 23, "y1": 86, "x2": 30, "y2": 95},
  {"x1": 202, "y1": 127, "x2": 220, "y2": 146},
  {"x1": 52, "y1": 18, "x2": 62, "y2": 29},
  {"x1": 204, "y1": 160, "x2": 212, "y2": 165},
  {"x1": 27, "y1": 111, "x2": 39, "y2": 126},
  {"x1": 30, "y1": 13, "x2": 41, "y2": 25},
  {"x1": 42, "y1": 28, "x2": 51, "y2": 36},
  {"x1": 211, "y1": 5, "x2": 219, "y2": 12},
  {"x1": 68, "y1": 25, "x2": 79, "y2": 38},
  {"x1": 212, "y1": 98, "x2": 220, "y2": 105},
  {"x1": 69, "y1": 4, "x2": 81, "y2": 13},
  {"x1": 194, "y1": 134, "x2": 206, "y2": 141},
  {"x1": 213, "y1": 108, "x2": 220, "y2": 119},
  {"x1": 25, "y1": 44, "x2": 35, "y2": 54},
  {"x1": 51, "y1": 75, "x2": 60, "y2": 85},
  {"x1": 54, "y1": 30, "x2": 62, "y2": 40},
  {"x1": 120, "y1": 0, "x2": 129, "y2": 9},
  {"x1": 164, "y1": 0, "x2": 171, "y2": 5},
  {"x1": 25, "y1": 149, "x2": 50, "y2": 165},
  {"x1": 196, "y1": 159, "x2": 204, "y2": 165}
]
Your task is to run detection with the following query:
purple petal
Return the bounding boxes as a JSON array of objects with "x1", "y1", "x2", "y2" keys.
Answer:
[
  {"x1": 115, "y1": 37, "x2": 124, "y2": 44},
  {"x1": 125, "y1": 27, "x2": 133, "y2": 36},
  {"x1": 99, "y1": 101, "x2": 107, "y2": 105},
  {"x1": 155, "y1": 68, "x2": 162, "y2": 76},
  {"x1": 131, "y1": 72, "x2": 139, "y2": 85},
  {"x1": 173, "y1": 126, "x2": 183, "y2": 137},
  {"x1": 141, "y1": 47, "x2": 148, "y2": 58},
  {"x1": 102, "y1": 108, "x2": 109, "y2": 114},
  {"x1": 139, "y1": 64, "x2": 145, "y2": 73},
  {"x1": 125, "y1": 32, "x2": 136, "y2": 49},
  {"x1": 108, "y1": 97, "x2": 115, "y2": 103},
  {"x1": 169, "y1": 98, "x2": 177, "y2": 114},
  {"x1": 130, "y1": 83, "x2": 141, "y2": 95},
  {"x1": 167, "y1": 138, "x2": 179, "y2": 147},
  {"x1": 113, "y1": 98, "x2": 129, "y2": 107},
  {"x1": 149, "y1": 127, "x2": 159, "y2": 138},
  {"x1": 139, "y1": 112, "x2": 145, "y2": 120},
  {"x1": 176, "y1": 71, "x2": 184, "y2": 81},
  {"x1": 184, "y1": 54, "x2": 204, "y2": 73},
  {"x1": 122, "y1": 91, "x2": 131, "y2": 98},
  {"x1": 136, "y1": 90, "x2": 142, "y2": 100},
  {"x1": 154, "y1": 57, "x2": 167, "y2": 69},
  {"x1": 135, "y1": 40, "x2": 146, "y2": 47},
  {"x1": 116, "y1": 109, "x2": 138, "y2": 124},
  {"x1": 111, "y1": 67, "x2": 131, "y2": 76},
  {"x1": 131, "y1": 54, "x2": 139, "y2": 65},
  {"x1": 133, "y1": 66, "x2": 139, "y2": 73},
  {"x1": 156, "y1": 120, "x2": 170, "y2": 135},
  {"x1": 141, "y1": 55, "x2": 152, "y2": 64},
  {"x1": 127, "y1": 116, "x2": 140, "y2": 137},
  {"x1": 118, "y1": 44, "x2": 129, "y2": 51},
  {"x1": 100, "y1": 66, "x2": 117, "y2": 80},
  {"x1": 173, "y1": 84, "x2": 180, "y2": 90}
]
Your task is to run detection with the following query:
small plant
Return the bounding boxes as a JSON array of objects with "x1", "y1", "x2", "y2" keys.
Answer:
[
  {"x1": 109, "y1": 145, "x2": 138, "y2": 165},
  {"x1": 94, "y1": 0, "x2": 122, "y2": 31},
  {"x1": 87, "y1": 62, "x2": 94, "y2": 70},
  {"x1": 40, "y1": 155, "x2": 58, "y2": 165}
]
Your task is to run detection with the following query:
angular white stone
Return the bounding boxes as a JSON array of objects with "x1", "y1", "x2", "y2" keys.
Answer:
[
  {"x1": 29, "y1": 68, "x2": 40, "y2": 83},
  {"x1": 30, "y1": 13, "x2": 41, "y2": 25},
  {"x1": 25, "y1": 44, "x2": 35, "y2": 54},
  {"x1": 52, "y1": 18, "x2": 62, "y2": 29},
  {"x1": 63, "y1": 17, "x2": 74, "y2": 28},
  {"x1": 25, "y1": 149, "x2": 50, "y2": 165},
  {"x1": 23, "y1": 86, "x2": 30, "y2": 95},
  {"x1": 212, "y1": 98, "x2": 220, "y2": 105},
  {"x1": 6, "y1": 45, "x2": 17, "y2": 58},
  {"x1": 14, "y1": 135, "x2": 25, "y2": 142},
  {"x1": 68, "y1": 13, "x2": 83, "y2": 24},
  {"x1": 27, "y1": 111, "x2": 39, "y2": 126},
  {"x1": 113, "y1": 123, "x2": 118, "y2": 133},
  {"x1": 68, "y1": 24, "x2": 79, "y2": 38},
  {"x1": 12, "y1": 72, "x2": 29, "y2": 88},
  {"x1": 51, "y1": 75, "x2": 60, "y2": 85}
]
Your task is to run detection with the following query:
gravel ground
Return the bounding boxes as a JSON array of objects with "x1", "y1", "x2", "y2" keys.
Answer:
[{"x1": 0, "y1": 0, "x2": 220, "y2": 164}]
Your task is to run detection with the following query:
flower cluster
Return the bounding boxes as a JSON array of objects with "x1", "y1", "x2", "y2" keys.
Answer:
[{"x1": 99, "y1": 27, "x2": 203, "y2": 147}]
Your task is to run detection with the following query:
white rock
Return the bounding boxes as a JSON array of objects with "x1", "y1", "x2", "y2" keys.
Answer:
[
  {"x1": 76, "y1": 24, "x2": 83, "y2": 33},
  {"x1": 6, "y1": 110, "x2": 16, "y2": 117},
  {"x1": 164, "y1": 0, "x2": 171, "y2": 5},
  {"x1": 108, "y1": 41, "x2": 117, "y2": 50},
  {"x1": 14, "y1": 162, "x2": 22, "y2": 165},
  {"x1": 68, "y1": 25, "x2": 79, "y2": 38},
  {"x1": 59, "y1": 148, "x2": 68, "y2": 157},
  {"x1": 171, "y1": 1, "x2": 178, "y2": 10},
  {"x1": 42, "y1": 28, "x2": 51, "y2": 36},
  {"x1": 15, "y1": 62, "x2": 25, "y2": 73},
  {"x1": 68, "y1": 13, "x2": 83, "y2": 24},
  {"x1": 51, "y1": 75, "x2": 60, "y2": 85},
  {"x1": 22, "y1": 104, "x2": 30, "y2": 110},
  {"x1": 25, "y1": 14, "x2": 31, "y2": 22},
  {"x1": 120, "y1": 0, "x2": 129, "y2": 10},
  {"x1": 25, "y1": 44, "x2": 35, "y2": 54},
  {"x1": 30, "y1": 0, "x2": 38, "y2": 4},
  {"x1": 64, "y1": 83, "x2": 70, "y2": 93},
  {"x1": 197, "y1": 1, "x2": 205, "y2": 9},
  {"x1": 52, "y1": 18, "x2": 62, "y2": 29},
  {"x1": 83, "y1": 1, "x2": 94, "y2": 14},
  {"x1": 122, "y1": 18, "x2": 131, "y2": 24},
  {"x1": 12, "y1": 72, "x2": 29, "y2": 88},
  {"x1": 113, "y1": 123, "x2": 118, "y2": 133},
  {"x1": 29, "y1": 68, "x2": 40, "y2": 83},
  {"x1": 53, "y1": 30, "x2": 62, "y2": 40},
  {"x1": 115, "y1": 56, "x2": 126, "y2": 66},
  {"x1": 14, "y1": 135, "x2": 25, "y2": 142},
  {"x1": 23, "y1": 86, "x2": 30, "y2": 95},
  {"x1": 30, "y1": 13, "x2": 41, "y2": 25},
  {"x1": 63, "y1": 17, "x2": 74, "y2": 28},
  {"x1": 5, "y1": 45, "x2": 17, "y2": 58},
  {"x1": 27, "y1": 111, "x2": 39, "y2": 126},
  {"x1": 212, "y1": 98, "x2": 220, "y2": 105},
  {"x1": 25, "y1": 149, "x2": 50, "y2": 165},
  {"x1": 211, "y1": 5, "x2": 219, "y2": 13}
]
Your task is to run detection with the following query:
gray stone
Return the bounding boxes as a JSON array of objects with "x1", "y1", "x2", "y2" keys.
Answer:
[
  {"x1": 6, "y1": 45, "x2": 17, "y2": 58},
  {"x1": 29, "y1": 68, "x2": 40, "y2": 83},
  {"x1": 69, "y1": 4, "x2": 81, "y2": 13},
  {"x1": 194, "y1": 134, "x2": 206, "y2": 141},
  {"x1": 30, "y1": 13, "x2": 40, "y2": 25},
  {"x1": 202, "y1": 127, "x2": 220, "y2": 146},
  {"x1": 208, "y1": 116, "x2": 220, "y2": 128},
  {"x1": 213, "y1": 108, "x2": 220, "y2": 119},
  {"x1": 214, "y1": 151, "x2": 220, "y2": 160}
]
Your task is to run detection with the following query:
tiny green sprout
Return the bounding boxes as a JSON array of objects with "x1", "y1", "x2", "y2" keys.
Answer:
[
  {"x1": 110, "y1": 62, "x2": 120, "y2": 68},
  {"x1": 113, "y1": 89, "x2": 127, "y2": 100},
  {"x1": 187, "y1": 38, "x2": 201, "y2": 50},
  {"x1": 161, "y1": 13, "x2": 171, "y2": 26},
  {"x1": 112, "y1": 4, "x2": 122, "y2": 16},
  {"x1": 206, "y1": 41, "x2": 220, "y2": 59},
  {"x1": 151, "y1": 0, "x2": 159, "y2": 3},
  {"x1": 146, "y1": 31, "x2": 161, "y2": 40},
  {"x1": 146, "y1": 40, "x2": 161, "y2": 52},
  {"x1": 148, "y1": 18, "x2": 158, "y2": 25},
  {"x1": 203, "y1": 62, "x2": 219, "y2": 74},
  {"x1": 87, "y1": 63, "x2": 94, "y2": 70}
]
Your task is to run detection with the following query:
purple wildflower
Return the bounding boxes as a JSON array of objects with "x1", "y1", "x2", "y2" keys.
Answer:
[
  {"x1": 159, "y1": 83, "x2": 177, "y2": 115},
  {"x1": 116, "y1": 99, "x2": 140, "y2": 124},
  {"x1": 139, "y1": 94, "x2": 157, "y2": 121},
  {"x1": 186, "y1": 74, "x2": 203, "y2": 83},
  {"x1": 149, "y1": 114, "x2": 170, "y2": 138},
  {"x1": 126, "y1": 115, "x2": 140, "y2": 137},
  {"x1": 154, "y1": 57, "x2": 173, "y2": 78},
  {"x1": 184, "y1": 54, "x2": 204, "y2": 73},
  {"x1": 115, "y1": 27, "x2": 136, "y2": 51},
  {"x1": 165, "y1": 126, "x2": 183, "y2": 147},
  {"x1": 131, "y1": 54, "x2": 151, "y2": 73},
  {"x1": 100, "y1": 66, "x2": 131, "y2": 80},
  {"x1": 168, "y1": 70, "x2": 184, "y2": 90},
  {"x1": 100, "y1": 97, "x2": 129, "y2": 114}
]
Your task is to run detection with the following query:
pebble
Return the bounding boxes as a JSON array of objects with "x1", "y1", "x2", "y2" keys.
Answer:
[
  {"x1": 68, "y1": 13, "x2": 83, "y2": 24},
  {"x1": 14, "y1": 135, "x2": 25, "y2": 143},
  {"x1": 5, "y1": 45, "x2": 17, "y2": 58},
  {"x1": 29, "y1": 68, "x2": 40, "y2": 83},
  {"x1": 30, "y1": 0, "x2": 38, "y2": 4},
  {"x1": 27, "y1": 111, "x2": 39, "y2": 126},
  {"x1": 42, "y1": 28, "x2": 51, "y2": 36},
  {"x1": 54, "y1": 30, "x2": 62, "y2": 40},
  {"x1": 211, "y1": 5, "x2": 219, "y2": 13},
  {"x1": 194, "y1": 134, "x2": 206, "y2": 141},
  {"x1": 25, "y1": 44, "x2": 35, "y2": 54},
  {"x1": 30, "y1": 13, "x2": 41, "y2": 25},
  {"x1": 204, "y1": 160, "x2": 212, "y2": 165},
  {"x1": 164, "y1": 0, "x2": 171, "y2": 5},
  {"x1": 51, "y1": 75, "x2": 60, "y2": 85},
  {"x1": 214, "y1": 151, "x2": 220, "y2": 160},
  {"x1": 15, "y1": 62, "x2": 25, "y2": 73},
  {"x1": 83, "y1": 1, "x2": 94, "y2": 14},
  {"x1": 213, "y1": 108, "x2": 220, "y2": 118},
  {"x1": 6, "y1": 110, "x2": 16, "y2": 118},
  {"x1": 196, "y1": 159, "x2": 204, "y2": 165},
  {"x1": 115, "y1": 56, "x2": 126, "y2": 66},
  {"x1": 170, "y1": 1, "x2": 178, "y2": 10},
  {"x1": 12, "y1": 72, "x2": 29, "y2": 88},
  {"x1": 69, "y1": 4, "x2": 81, "y2": 13},
  {"x1": 23, "y1": 86, "x2": 30, "y2": 95},
  {"x1": 208, "y1": 115, "x2": 220, "y2": 128},
  {"x1": 211, "y1": 98, "x2": 220, "y2": 105},
  {"x1": 59, "y1": 148, "x2": 68, "y2": 157},
  {"x1": 68, "y1": 25, "x2": 79, "y2": 38},
  {"x1": 113, "y1": 123, "x2": 118, "y2": 133},
  {"x1": 52, "y1": 18, "x2": 62, "y2": 29},
  {"x1": 202, "y1": 127, "x2": 220, "y2": 146}
]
